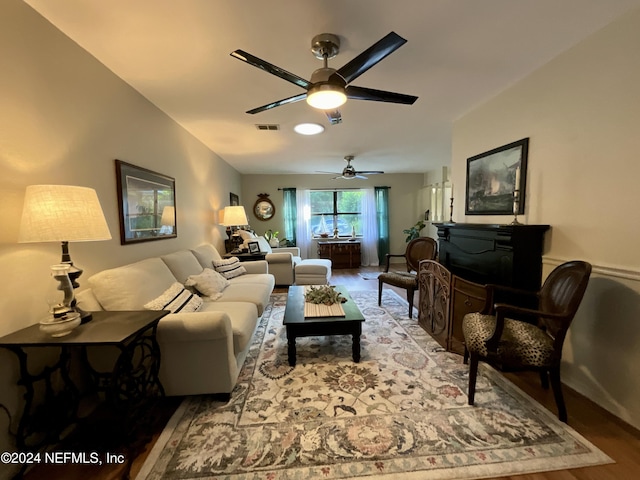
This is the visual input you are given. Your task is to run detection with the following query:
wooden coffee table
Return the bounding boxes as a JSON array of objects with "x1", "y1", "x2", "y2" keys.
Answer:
[{"x1": 283, "y1": 285, "x2": 365, "y2": 366}]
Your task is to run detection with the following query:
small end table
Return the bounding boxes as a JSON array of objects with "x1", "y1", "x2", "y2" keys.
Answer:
[
  {"x1": 224, "y1": 252, "x2": 267, "y2": 262},
  {"x1": 0, "y1": 310, "x2": 168, "y2": 455}
]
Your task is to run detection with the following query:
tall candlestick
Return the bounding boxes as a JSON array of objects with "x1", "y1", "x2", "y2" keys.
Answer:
[
  {"x1": 514, "y1": 165, "x2": 521, "y2": 189},
  {"x1": 449, "y1": 196, "x2": 454, "y2": 223}
]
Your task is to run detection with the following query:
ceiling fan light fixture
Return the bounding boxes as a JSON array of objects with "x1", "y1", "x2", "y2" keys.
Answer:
[
  {"x1": 306, "y1": 84, "x2": 347, "y2": 110},
  {"x1": 294, "y1": 123, "x2": 325, "y2": 135}
]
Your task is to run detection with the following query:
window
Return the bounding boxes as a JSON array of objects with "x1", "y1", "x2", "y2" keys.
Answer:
[{"x1": 310, "y1": 190, "x2": 363, "y2": 237}]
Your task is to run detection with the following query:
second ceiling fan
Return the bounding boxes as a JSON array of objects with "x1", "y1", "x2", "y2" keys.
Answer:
[
  {"x1": 318, "y1": 156, "x2": 384, "y2": 180},
  {"x1": 230, "y1": 32, "x2": 418, "y2": 124}
]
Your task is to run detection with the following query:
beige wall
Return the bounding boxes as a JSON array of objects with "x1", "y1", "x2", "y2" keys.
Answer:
[
  {"x1": 0, "y1": 0, "x2": 239, "y2": 465},
  {"x1": 452, "y1": 8, "x2": 640, "y2": 428},
  {"x1": 241, "y1": 173, "x2": 428, "y2": 257}
]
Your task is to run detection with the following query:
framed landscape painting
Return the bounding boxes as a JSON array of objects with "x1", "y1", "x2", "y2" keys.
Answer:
[
  {"x1": 465, "y1": 138, "x2": 529, "y2": 215},
  {"x1": 115, "y1": 160, "x2": 177, "y2": 244}
]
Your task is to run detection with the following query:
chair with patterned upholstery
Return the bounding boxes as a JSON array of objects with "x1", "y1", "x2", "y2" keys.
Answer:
[
  {"x1": 462, "y1": 260, "x2": 592, "y2": 422},
  {"x1": 378, "y1": 237, "x2": 438, "y2": 318}
]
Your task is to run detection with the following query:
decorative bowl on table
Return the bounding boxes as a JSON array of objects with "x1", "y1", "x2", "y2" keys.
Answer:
[{"x1": 39, "y1": 312, "x2": 81, "y2": 337}]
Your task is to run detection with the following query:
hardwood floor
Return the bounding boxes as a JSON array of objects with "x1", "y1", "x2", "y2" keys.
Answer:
[{"x1": 23, "y1": 266, "x2": 640, "y2": 480}]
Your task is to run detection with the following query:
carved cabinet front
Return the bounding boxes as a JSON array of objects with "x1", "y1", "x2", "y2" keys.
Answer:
[{"x1": 418, "y1": 260, "x2": 487, "y2": 355}]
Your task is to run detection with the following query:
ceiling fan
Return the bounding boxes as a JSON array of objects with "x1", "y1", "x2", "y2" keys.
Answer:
[
  {"x1": 318, "y1": 156, "x2": 384, "y2": 180},
  {"x1": 230, "y1": 32, "x2": 418, "y2": 124}
]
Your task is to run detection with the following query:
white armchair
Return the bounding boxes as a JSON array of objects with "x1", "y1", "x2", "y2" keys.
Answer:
[
  {"x1": 238, "y1": 231, "x2": 298, "y2": 284},
  {"x1": 239, "y1": 231, "x2": 331, "y2": 286}
]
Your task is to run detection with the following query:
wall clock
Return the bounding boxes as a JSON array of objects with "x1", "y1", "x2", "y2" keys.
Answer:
[{"x1": 253, "y1": 193, "x2": 275, "y2": 221}]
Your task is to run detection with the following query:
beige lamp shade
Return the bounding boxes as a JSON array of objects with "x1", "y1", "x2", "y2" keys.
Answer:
[
  {"x1": 18, "y1": 185, "x2": 112, "y2": 243},
  {"x1": 222, "y1": 206, "x2": 248, "y2": 227},
  {"x1": 160, "y1": 206, "x2": 176, "y2": 227}
]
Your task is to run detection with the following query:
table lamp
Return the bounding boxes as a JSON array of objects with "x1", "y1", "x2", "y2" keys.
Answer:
[
  {"x1": 160, "y1": 205, "x2": 176, "y2": 234},
  {"x1": 18, "y1": 185, "x2": 112, "y2": 322},
  {"x1": 222, "y1": 206, "x2": 248, "y2": 247}
]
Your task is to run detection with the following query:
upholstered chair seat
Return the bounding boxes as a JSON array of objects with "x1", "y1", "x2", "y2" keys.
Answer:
[
  {"x1": 463, "y1": 313, "x2": 555, "y2": 368},
  {"x1": 378, "y1": 237, "x2": 437, "y2": 318},
  {"x1": 462, "y1": 260, "x2": 592, "y2": 422}
]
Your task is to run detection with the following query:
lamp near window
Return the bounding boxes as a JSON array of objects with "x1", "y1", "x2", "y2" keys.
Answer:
[
  {"x1": 223, "y1": 205, "x2": 249, "y2": 247},
  {"x1": 18, "y1": 185, "x2": 112, "y2": 322}
]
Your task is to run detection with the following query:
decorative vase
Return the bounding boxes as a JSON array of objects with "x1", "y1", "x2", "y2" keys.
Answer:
[
  {"x1": 46, "y1": 264, "x2": 75, "y2": 319},
  {"x1": 269, "y1": 238, "x2": 279, "y2": 248},
  {"x1": 351, "y1": 226, "x2": 356, "y2": 238}
]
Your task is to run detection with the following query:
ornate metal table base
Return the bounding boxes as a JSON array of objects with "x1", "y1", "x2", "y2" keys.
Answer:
[{"x1": 0, "y1": 310, "x2": 168, "y2": 478}]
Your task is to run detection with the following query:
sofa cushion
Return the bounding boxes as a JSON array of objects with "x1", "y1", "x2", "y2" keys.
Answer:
[
  {"x1": 185, "y1": 268, "x2": 229, "y2": 299},
  {"x1": 161, "y1": 250, "x2": 204, "y2": 284},
  {"x1": 217, "y1": 283, "x2": 272, "y2": 316},
  {"x1": 228, "y1": 273, "x2": 275, "y2": 290},
  {"x1": 88, "y1": 257, "x2": 177, "y2": 310},
  {"x1": 191, "y1": 243, "x2": 223, "y2": 269},
  {"x1": 144, "y1": 282, "x2": 203, "y2": 313},
  {"x1": 213, "y1": 257, "x2": 247, "y2": 279},
  {"x1": 201, "y1": 301, "x2": 258, "y2": 354}
]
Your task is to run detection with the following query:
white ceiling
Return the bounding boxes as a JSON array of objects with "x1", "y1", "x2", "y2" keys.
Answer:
[{"x1": 24, "y1": 0, "x2": 640, "y2": 176}]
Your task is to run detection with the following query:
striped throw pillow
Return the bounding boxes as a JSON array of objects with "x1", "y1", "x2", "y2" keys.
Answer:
[
  {"x1": 144, "y1": 282, "x2": 203, "y2": 313},
  {"x1": 212, "y1": 257, "x2": 247, "y2": 279}
]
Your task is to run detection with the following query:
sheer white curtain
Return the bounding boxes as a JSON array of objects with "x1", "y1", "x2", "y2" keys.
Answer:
[
  {"x1": 295, "y1": 189, "x2": 312, "y2": 259},
  {"x1": 361, "y1": 188, "x2": 379, "y2": 266}
]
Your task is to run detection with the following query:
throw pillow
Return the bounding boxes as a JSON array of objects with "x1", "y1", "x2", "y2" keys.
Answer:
[
  {"x1": 212, "y1": 257, "x2": 247, "y2": 279},
  {"x1": 184, "y1": 268, "x2": 229, "y2": 299},
  {"x1": 144, "y1": 282, "x2": 203, "y2": 313},
  {"x1": 238, "y1": 230, "x2": 257, "y2": 241}
]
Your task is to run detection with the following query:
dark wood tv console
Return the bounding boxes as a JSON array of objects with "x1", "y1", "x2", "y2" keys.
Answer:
[
  {"x1": 419, "y1": 223, "x2": 550, "y2": 354},
  {"x1": 434, "y1": 222, "x2": 550, "y2": 290}
]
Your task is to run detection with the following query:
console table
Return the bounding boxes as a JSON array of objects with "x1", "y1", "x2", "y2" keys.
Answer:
[
  {"x1": 318, "y1": 241, "x2": 361, "y2": 269},
  {"x1": 0, "y1": 310, "x2": 168, "y2": 457}
]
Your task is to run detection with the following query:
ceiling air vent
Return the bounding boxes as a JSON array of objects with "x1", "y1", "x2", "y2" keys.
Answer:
[{"x1": 255, "y1": 124, "x2": 280, "y2": 131}]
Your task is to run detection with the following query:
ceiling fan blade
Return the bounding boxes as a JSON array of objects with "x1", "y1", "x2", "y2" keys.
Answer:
[
  {"x1": 354, "y1": 175, "x2": 368, "y2": 179},
  {"x1": 246, "y1": 93, "x2": 307, "y2": 114},
  {"x1": 230, "y1": 49, "x2": 311, "y2": 89},
  {"x1": 317, "y1": 171, "x2": 342, "y2": 175},
  {"x1": 325, "y1": 109, "x2": 342, "y2": 125},
  {"x1": 336, "y1": 32, "x2": 407, "y2": 84},
  {"x1": 346, "y1": 85, "x2": 417, "y2": 104},
  {"x1": 355, "y1": 171, "x2": 384, "y2": 175}
]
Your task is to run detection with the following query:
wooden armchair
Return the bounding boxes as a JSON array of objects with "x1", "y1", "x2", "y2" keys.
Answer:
[
  {"x1": 378, "y1": 237, "x2": 437, "y2": 318},
  {"x1": 462, "y1": 260, "x2": 592, "y2": 422}
]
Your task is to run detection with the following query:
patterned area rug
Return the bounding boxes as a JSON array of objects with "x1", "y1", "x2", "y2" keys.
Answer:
[
  {"x1": 136, "y1": 290, "x2": 612, "y2": 480},
  {"x1": 358, "y1": 272, "x2": 380, "y2": 280}
]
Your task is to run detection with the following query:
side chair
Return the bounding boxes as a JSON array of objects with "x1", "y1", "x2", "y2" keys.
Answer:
[
  {"x1": 462, "y1": 260, "x2": 592, "y2": 422},
  {"x1": 378, "y1": 237, "x2": 438, "y2": 318}
]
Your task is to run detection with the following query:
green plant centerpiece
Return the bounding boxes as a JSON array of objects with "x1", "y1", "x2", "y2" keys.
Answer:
[
  {"x1": 264, "y1": 229, "x2": 279, "y2": 241},
  {"x1": 402, "y1": 220, "x2": 426, "y2": 242},
  {"x1": 304, "y1": 285, "x2": 347, "y2": 305}
]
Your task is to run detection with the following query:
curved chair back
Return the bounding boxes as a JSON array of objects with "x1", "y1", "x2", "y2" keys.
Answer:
[
  {"x1": 538, "y1": 260, "x2": 592, "y2": 342},
  {"x1": 405, "y1": 237, "x2": 438, "y2": 272}
]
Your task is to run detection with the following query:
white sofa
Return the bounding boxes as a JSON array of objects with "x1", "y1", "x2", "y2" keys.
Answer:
[
  {"x1": 239, "y1": 232, "x2": 331, "y2": 286},
  {"x1": 76, "y1": 243, "x2": 274, "y2": 397}
]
